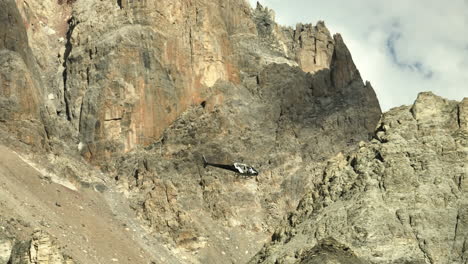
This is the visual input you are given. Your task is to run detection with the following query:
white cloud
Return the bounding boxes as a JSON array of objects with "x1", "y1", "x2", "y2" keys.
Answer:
[{"x1": 248, "y1": 0, "x2": 468, "y2": 110}]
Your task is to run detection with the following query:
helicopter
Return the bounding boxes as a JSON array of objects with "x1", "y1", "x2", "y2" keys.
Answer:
[{"x1": 202, "y1": 155, "x2": 259, "y2": 176}]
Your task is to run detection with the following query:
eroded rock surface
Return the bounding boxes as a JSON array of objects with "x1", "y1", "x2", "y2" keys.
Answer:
[
  {"x1": 0, "y1": 0, "x2": 387, "y2": 263},
  {"x1": 7, "y1": 230, "x2": 75, "y2": 264},
  {"x1": 0, "y1": 0, "x2": 380, "y2": 161},
  {"x1": 0, "y1": 0, "x2": 49, "y2": 150},
  {"x1": 106, "y1": 16, "x2": 380, "y2": 261},
  {"x1": 250, "y1": 92, "x2": 468, "y2": 264},
  {"x1": 1, "y1": 0, "x2": 466, "y2": 262}
]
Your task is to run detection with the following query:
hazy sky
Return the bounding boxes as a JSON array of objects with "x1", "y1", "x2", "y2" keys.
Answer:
[{"x1": 248, "y1": 0, "x2": 468, "y2": 111}]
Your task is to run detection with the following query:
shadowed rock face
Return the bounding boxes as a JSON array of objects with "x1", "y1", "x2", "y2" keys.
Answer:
[
  {"x1": 249, "y1": 92, "x2": 468, "y2": 264},
  {"x1": 298, "y1": 238, "x2": 368, "y2": 264}
]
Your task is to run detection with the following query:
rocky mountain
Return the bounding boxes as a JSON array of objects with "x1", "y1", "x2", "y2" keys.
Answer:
[
  {"x1": 250, "y1": 92, "x2": 468, "y2": 264},
  {"x1": 0, "y1": 0, "x2": 380, "y2": 160},
  {"x1": 2, "y1": 0, "x2": 465, "y2": 263}
]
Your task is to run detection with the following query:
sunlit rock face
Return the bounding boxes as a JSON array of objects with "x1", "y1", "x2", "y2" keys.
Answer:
[
  {"x1": 2, "y1": 0, "x2": 467, "y2": 262},
  {"x1": 1, "y1": 0, "x2": 380, "y2": 162},
  {"x1": 103, "y1": 2, "x2": 381, "y2": 262},
  {"x1": 60, "y1": 0, "x2": 256, "y2": 160},
  {"x1": 7, "y1": 230, "x2": 76, "y2": 264},
  {"x1": 0, "y1": 0, "x2": 386, "y2": 263},
  {"x1": 0, "y1": 0, "x2": 49, "y2": 149},
  {"x1": 250, "y1": 92, "x2": 468, "y2": 264}
]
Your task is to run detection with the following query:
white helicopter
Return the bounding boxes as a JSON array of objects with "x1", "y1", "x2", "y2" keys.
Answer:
[{"x1": 202, "y1": 155, "x2": 259, "y2": 176}]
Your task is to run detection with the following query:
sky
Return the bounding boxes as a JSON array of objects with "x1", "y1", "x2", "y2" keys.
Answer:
[{"x1": 248, "y1": 0, "x2": 468, "y2": 111}]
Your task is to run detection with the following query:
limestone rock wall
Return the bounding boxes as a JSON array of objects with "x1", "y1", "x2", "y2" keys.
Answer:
[
  {"x1": 249, "y1": 3, "x2": 334, "y2": 73},
  {"x1": 0, "y1": 0, "x2": 384, "y2": 263},
  {"x1": 0, "y1": 0, "x2": 50, "y2": 150},
  {"x1": 63, "y1": 0, "x2": 257, "y2": 160},
  {"x1": 250, "y1": 92, "x2": 468, "y2": 264},
  {"x1": 0, "y1": 0, "x2": 380, "y2": 163},
  {"x1": 108, "y1": 25, "x2": 380, "y2": 262},
  {"x1": 3, "y1": 230, "x2": 75, "y2": 264}
]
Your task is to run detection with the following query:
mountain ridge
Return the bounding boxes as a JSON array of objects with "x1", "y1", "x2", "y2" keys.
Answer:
[{"x1": 2, "y1": 1, "x2": 464, "y2": 264}]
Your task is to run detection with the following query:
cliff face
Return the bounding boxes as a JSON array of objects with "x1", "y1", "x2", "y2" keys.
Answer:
[
  {"x1": 4, "y1": 230, "x2": 75, "y2": 264},
  {"x1": 1, "y1": 0, "x2": 467, "y2": 263},
  {"x1": 0, "y1": 0, "x2": 49, "y2": 150},
  {"x1": 103, "y1": 3, "x2": 380, "y2": 263},
  {"x1": 63, "y1": 0, "x2": 256, "y2": 159},
  {"x1": 0, "y1": 0, "x2": 386, "y2": 263},
  {"x1": 250, "y1": 93, "x2": 468, "y2": 264},
  {"x1": 0, "y1": 0, "x2": 380, "y2": 161}
]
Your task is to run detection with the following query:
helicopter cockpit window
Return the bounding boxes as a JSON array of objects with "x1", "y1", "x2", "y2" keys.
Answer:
[{"x1": 234, "y1": 163, "x2": 248, "y2": 174}]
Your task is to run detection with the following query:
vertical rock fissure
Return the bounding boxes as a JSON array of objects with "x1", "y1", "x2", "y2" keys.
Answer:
[
  {"x1": 409, "y1": 218, "x2": 435, "y2": 264},
  {"x1": 313, "y1": 37, "x2": 317, "y2": 65},
  {"x1": 62, "y1": 17, "x2": 79, "y2": 121},
  {"x1": 454, "y1": 211, "x2": 460, "y2": 243},
  {"x1": 189, "y1": 27, "x2": 194, "y2": 67},
  {"x1": 274, "y1": 104, "x2": 284, "y2": 144},
  {"x1": 86, "y1": 67, "x2": 90, "y2": 86},
  {"x1": 117, "y1": 0, "x2": 123, "y2": 9},
  {"x1": 418, "y1": 239, "x2": 434, "y2": 264},
  {"x1": 349, "y1": 157, "x2": 359, "y2": 174},
  {"x1": 462, "y1": 240, "x2": 467, "y2": 262},
  {"x1": 78, "y1": 100, "x2": 83, "y2": 133},
  {"x1": 457, "y1": 104, "x2": 461, "y2": 129}
]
